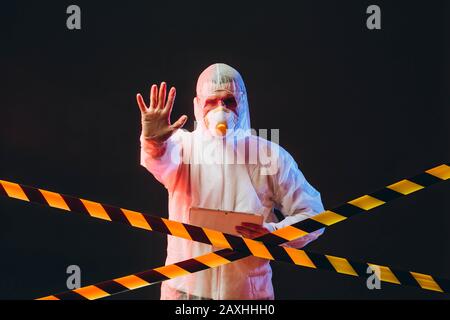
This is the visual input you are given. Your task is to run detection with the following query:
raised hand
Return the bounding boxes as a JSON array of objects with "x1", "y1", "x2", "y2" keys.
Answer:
[{"x1": 136, "y1": 82, "x2": 188, "y2": 143}]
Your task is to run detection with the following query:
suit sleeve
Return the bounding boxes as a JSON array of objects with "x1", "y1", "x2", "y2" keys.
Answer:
[
  {"x1": 266, "y1": 146, "x2": 325, "y2": 248},
  {"x1": 140, "y1": 131, "x2": 183, "y2": 191}
]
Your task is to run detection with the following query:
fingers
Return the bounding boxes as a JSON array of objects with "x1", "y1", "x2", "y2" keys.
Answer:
[
  {"x1": 235, "y1": 226, "x2": 258, "y2": 239},
  {"x1": 149, "y1": 84, "x2": 157, "y2": 110},
  {"x1": 241, "y1": 222, "x2": 265, "y2": 231},
  {"x1": 157, "y1": 82, "x2": 167, "y2": 109},
  {"x1": 136, "y1": 93, "x2": 147, "y2": 113},
  {"x1": 171, "y1": 115, "x2": 188, "y2": 130},
  {"x1": 236, "y1": 222, "x2": 270, "y2": 239},
  {"x1": 164, "y1": 87, "x2": 176, "y2": 115},
  {"x1": 138, "y1": 83, "x2": 170, "y2": 113}
]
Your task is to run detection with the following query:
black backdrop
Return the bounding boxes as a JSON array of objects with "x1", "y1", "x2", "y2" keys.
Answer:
[{"x1": 0, "y1": 0, "x2": 449, "y2": 299}]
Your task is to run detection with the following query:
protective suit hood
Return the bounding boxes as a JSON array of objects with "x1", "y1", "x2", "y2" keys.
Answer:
[{"x1": 194, "y1": 63, "x2": 251, "y2": 136}]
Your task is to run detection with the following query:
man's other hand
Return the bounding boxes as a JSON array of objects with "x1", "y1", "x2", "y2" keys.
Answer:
[{"x1": 235, "y1": 222, "x2": 270, "y2": 239}]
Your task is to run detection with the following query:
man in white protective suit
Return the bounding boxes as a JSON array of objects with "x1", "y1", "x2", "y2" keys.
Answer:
[{"x1": 136, "y1": 63, "x2": 325, "y2": 300}]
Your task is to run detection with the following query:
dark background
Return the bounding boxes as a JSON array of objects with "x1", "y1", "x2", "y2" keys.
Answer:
[{"x1": 0, "y1": 0, "x2": 449, "y2": 299}]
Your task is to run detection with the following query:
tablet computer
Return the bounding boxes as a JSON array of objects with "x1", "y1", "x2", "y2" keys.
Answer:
[{"x1": 189, "y1": 207, "x2": 264, "y2": 237}]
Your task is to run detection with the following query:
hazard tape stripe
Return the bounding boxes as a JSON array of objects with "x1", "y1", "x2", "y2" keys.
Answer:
[
  {"x1": 193, "y1": 164, "x2": 450, "y2": 289},
  {"x1": 2, "y1": 164, "x2": 448, "y2": 298},
  {"x1": 0, "y1": 185, "x2": 269, "y2": 258},
  {"x1": 259, "y1": 163, "x2": 449, "y2": 245},
  {"x1": 0, "y1": 181, "x2": 29, "y2": 201},
  {"x1": 2, "y1": 163, "x2": 448, "y2": 267},
  {"x1": 0, "y1": 178, "x2": 257, "y2": 256},
  {"x1": 37, "y1": 250, "x2": 248, "y2": 300},
  {"x1": 0, "y1": 165, "x2": 450, "y2": 278},
  {"x1": 37, "y1": 246, "x2": 449, "y2": 300}
]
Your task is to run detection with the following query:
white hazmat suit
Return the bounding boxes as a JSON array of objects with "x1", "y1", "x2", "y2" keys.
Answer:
[{"x1": 140, "y1": 63, "x2": 325, "y2": 300}]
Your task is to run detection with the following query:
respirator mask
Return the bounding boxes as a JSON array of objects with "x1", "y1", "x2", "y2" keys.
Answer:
[{"x1": 205, "y1": 106, "x2": 238, "y2": 137}]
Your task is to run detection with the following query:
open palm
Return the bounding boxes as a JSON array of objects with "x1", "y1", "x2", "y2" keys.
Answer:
[{"x1": 136, "y1": 82, "x2": 187, "y2": 143}]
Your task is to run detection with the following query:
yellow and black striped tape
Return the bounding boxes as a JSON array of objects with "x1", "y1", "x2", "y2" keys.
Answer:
[
  {"x1": 1, "y1": 163, "x2": 448, "y2": 269},
  {"x1": 37, "y1": 250, "x2": 245, "y2": 300},
  {"x1": 1, "y1": 164, "x2": 448, "y2": 298},
  {"x1": 37, "y1": 244, "x2": 449, "y2": 300},
  {"x1": 33, "y1": 163, "x2": 450, "y2": 299},
  {"x1": 261, "y1": 163, "x2": 449, "y2": 246}
]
